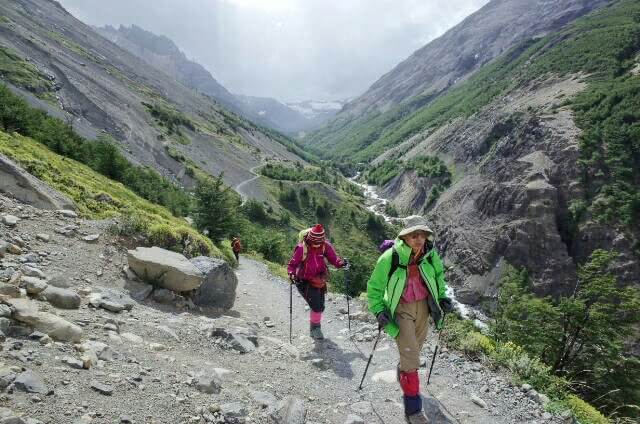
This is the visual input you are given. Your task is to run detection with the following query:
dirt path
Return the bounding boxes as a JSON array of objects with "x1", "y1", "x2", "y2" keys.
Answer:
[
  {"x1": 229, "y1": 258, "x2": 557, "y2": 424},
  {"x1": 234, "y1": 165, "x2": 262, "y2": 204}
]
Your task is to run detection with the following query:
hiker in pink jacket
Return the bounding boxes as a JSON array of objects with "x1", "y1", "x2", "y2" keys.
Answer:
[{"x1": 288, "y1": 224, "x2": 348, "y2": 339}]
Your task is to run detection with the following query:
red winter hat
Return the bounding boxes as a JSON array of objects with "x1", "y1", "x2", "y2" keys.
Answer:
[{"x1": 306, "y1": 224, "x2": 325, "y2": 244}]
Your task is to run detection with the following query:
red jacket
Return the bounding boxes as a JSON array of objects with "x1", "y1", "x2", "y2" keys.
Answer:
[{"x1": 287, "y1": 241, "x2": 343, "y2": 283}]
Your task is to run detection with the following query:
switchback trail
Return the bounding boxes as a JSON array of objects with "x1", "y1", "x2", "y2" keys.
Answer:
[{"x1": 235, "y1": 165, "x2": 262, "y2": 204}]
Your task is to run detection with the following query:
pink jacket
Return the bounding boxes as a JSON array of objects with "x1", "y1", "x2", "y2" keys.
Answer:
[{"x1": 287, "y1": 241, "x2": 343, "y2": 282}]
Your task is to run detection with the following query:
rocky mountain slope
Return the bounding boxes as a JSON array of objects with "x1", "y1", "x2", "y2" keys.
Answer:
[
  {"x1": 305, "y1": 0, "x2": 640, "y2": 310},
  {"x1": 0, "y1": 191, "x2": 565, "y2": 424},
  {"x1": 304, "y1": 0, "x2": 611, "y2": 158},
  {"x1": 97, "y1": 25, "x2": 331, "y2": 136},
  {"x1": 0, "y1": 0, "x2": 306, "y2": 191}
]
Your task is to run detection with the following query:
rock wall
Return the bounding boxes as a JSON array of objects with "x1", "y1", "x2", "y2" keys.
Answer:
[{"x1": 380, "y1": 76, "x2": 639, "y2": 306}]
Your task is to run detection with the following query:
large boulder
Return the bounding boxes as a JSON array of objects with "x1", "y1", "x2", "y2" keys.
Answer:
[
  {"x1": 190, "y1": 257, "x2": 237, "y2": 309},
  {"x1": 127, "y1": 247, "x2": 203, "y2": 292},
  {"x1": 4, "y1": 298, "x2": 82, "y2": 342},
  {"x1": 0, "y1": 154, "x2": 75, "y2": 210}
]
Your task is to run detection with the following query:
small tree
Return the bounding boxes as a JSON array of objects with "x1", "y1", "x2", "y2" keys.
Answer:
[
  {"x1": 551, "y1": 250, "x2": 640, "y2": 414},
  {"x1": 193, "y1": 174, "x2": 238, "y2": 243},
  {"x1": 491, "y1": 267, "x2": 562, "y2": 363},
  {"x1": 492, "y1": 251, "x2": 640, "y2": 417}
]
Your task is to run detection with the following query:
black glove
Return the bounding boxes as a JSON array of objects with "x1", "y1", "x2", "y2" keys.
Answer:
[
  {"x1": 439, "y1": 297, "x2": 454, "y2": 313},
  {"x1": 288, "y1": 273, "x2": 297, "y2": 285},
  {"x1": 376, "y1": 311, "x2": 391, "y2": 327}
]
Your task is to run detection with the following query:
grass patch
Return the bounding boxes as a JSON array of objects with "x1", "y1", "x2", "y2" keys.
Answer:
[
  {"x1": 0, "y1": 131, "x2": 222, "y2": 259},
  {"x1": 47, "y1": 30, "x2": 102, "y2": 64},
  {"x1": 0, "y1": 47, "x2": 53, "y2": 98}
]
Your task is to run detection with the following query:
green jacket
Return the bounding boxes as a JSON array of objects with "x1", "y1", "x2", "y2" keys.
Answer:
[{"x1": 367, "y1": 238, "x2": 448, "y2": 338}]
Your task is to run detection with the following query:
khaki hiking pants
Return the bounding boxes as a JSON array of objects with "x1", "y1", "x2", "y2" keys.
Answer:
[{"x1": 396, "y1": 299, "x2": 431, "y2": 372}]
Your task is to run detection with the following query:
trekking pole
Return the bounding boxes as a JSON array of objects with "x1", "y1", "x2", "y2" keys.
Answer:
[
  {"x1": 289, "y1": 279, "x2": 293, "y2": 344},
  {"x1": 358, "y1": 326, "x2": 382, "y2": 391},
  {"x1": 426, "y1": 312, "x2": 446, "y2": 386},
  {"x1": 344, "y1": 258, "x2": 351, "y2": 331}
]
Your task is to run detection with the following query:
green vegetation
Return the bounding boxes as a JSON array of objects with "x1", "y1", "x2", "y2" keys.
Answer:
[
  {"x1": 490, "y1": 252, "x2": 640, "y2": 420},
  {"x1": 193, "y1": 174, "x2": 239, "y2": 244},
  {"x1": 365, "y1": 155, "x2": 451, "y2": 186},
  {"x1": 0, "y1": 131, "x2": 223, "y2": 259},
  {"x1": 364, "y1": 160, "x2": 401, "y2": 186},
  {"x1": 442, "y1": 250, "x2": 640, "y2": 422},
  {"x1": 0, "y1": 84, "x2": 192, "y2": 216},
  {"x1": 142, "y1": 101, "x2": 195, "y2": 142},
  {"x1": 0, "y1": 47, "x2": 54, "y2": 99},
  {"x1": 364, "y1": 155, "x2": 451, "y2": 208},
  {"x1": 47, "y1": 30, "x2": 102, "y2": 64},
  {"x1": 258, "y1": 162, "x2": 341, "y2": 185}
]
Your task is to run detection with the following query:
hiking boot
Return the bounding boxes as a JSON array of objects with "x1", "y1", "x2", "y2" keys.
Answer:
[
  {"x1": 310, "y1": 324, "x2": 324, "y2": 340},
  {"x1": 405, "y1": 411, "x2": 430, "y2": 424}
]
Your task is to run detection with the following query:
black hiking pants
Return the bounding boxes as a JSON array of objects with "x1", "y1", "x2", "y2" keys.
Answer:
[{"x1": 296, "y1": 280, "x2": 326, "y2": 313}]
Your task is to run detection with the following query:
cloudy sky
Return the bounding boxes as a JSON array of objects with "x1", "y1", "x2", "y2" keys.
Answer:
[{"x1": 58, "y1": 0, "x2": 489, "y2": 102}]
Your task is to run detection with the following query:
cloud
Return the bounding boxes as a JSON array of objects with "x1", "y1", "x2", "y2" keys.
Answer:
[{"x1": 58, "y1": 0, "x2": 488, "y2": 102}]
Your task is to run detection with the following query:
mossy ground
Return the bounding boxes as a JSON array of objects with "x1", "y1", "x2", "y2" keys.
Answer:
[
  {"x1": 0, "y1": 130, "x2": 234, "y2": 261},
  {"x1": 0, "y1": 46, "x2": 54, "y2": 100}
]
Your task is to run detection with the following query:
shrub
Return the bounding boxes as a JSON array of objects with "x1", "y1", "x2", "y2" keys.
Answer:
[
  {"x1": 254, "y1": 232, "x2": 289, "y2": 264},
  {"x1": 259, "y1": 163, "x2": 327, "y2": 182},
  {"x1": 109, "y1": 210, "x2": 149, "y2": 236},
  {"x1": 565, "y1": 395, "x2": 610, "y2": 424},
  {"x1": 147, "y1": 223, "x2": 213, "y2": 258},
  {"x1": 441, "y1": 314, "x2": 477, "y2": 349},
  {"x1": 242, "y1": 199, "x2": 270, "y2": 223},
  {"x1": 460, "y1": 332, "x2": 495, "y2": 358}
]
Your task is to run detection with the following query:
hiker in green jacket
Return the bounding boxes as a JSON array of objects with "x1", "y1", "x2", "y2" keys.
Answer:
[{"x1": 367, "y1": 216, "x2": 454, "y2": 424}]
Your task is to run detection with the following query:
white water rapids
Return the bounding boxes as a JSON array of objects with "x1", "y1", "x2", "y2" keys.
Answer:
[{"x1": 349, "y1": 173, "x2": 489, "y2": 330}]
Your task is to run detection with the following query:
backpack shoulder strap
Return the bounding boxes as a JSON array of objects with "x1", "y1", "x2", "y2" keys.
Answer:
[
  {"x1": 387, "y1": 248, "x2": 406, "y2": 281},
  {"x1": 301, "y1": 243, "x2": 308, "y2": 262}
]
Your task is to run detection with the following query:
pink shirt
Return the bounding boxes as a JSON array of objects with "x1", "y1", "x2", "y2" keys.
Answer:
[{"x1": 400, "y1": 253, "x2": 429, "y2": 304}]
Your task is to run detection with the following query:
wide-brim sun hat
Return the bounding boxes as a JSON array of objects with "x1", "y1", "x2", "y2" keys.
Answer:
[{"x1": 398, "y1": 215, "x2": 434, "y2": 240}]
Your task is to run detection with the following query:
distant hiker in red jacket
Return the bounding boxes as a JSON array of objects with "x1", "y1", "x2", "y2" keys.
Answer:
[
  {"x1": 231, "y1": 237, "x2": 242, "y2": 262},
  {"x1": 287, "y1": 224, "x2": 348, "y2": 340}
]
